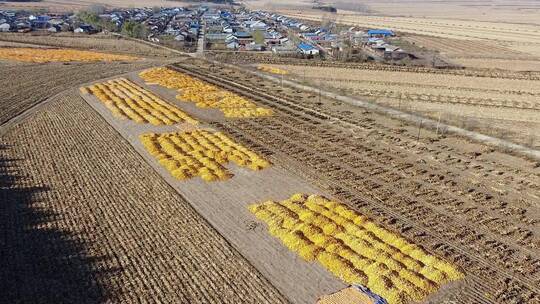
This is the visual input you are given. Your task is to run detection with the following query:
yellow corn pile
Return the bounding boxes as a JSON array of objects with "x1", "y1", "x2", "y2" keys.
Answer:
[
  {"x1": 139, "y1": 67, "x2": 273, "y2": 118},
  {"x1": 249, "y1": 194, "x2": 463, "y2": 304},
  {"x1": 0, "y1": 47, "x2": 137, "y2": 63},
  {"x1": 140, "y1": 130, "x2": 271, "y2": 181},
  {"x1": 80, "y1": 78, "x2": 198, "y2": 126},
  {"x1": 257, "y1": 65, "x2": 289, "y2": 75}
]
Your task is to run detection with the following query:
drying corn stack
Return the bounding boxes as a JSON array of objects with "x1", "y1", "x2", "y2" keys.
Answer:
[
  {"x1": 140, "y1": 130, "x2": 271, "y2": 181},
  {"x1": 139, "y1": 67, "x2": 273, "y2": 118},
  {"x1": 257, "y1": 65, "x2": 289, "y2": 75},
  {"x1": 249, "y1": 194, "x2": 464, "y2": 304},
  {"x1": 0, "y1": 47, "x2": 138, "y2": 63},
  {"x1": 81, "y1": 78, "x2": 198, "y2": 126}
]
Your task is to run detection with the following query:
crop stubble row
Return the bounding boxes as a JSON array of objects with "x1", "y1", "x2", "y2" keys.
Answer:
[
  {"x1": 310, "y1": 78, "x2": 540, "y2": 111},
  {"x1": 0, "y1": 60, "x2": 166, "y2": 126},
  {"x1": 178, "y1": 62, "x2": 540, "y2": 203},
  {"x1": 208, "y1": 52, "x2": 540, "y2": 81},
  {"x1": 0, "y1": 90, "x2": 289, "y2": 303},
  {"x1": 172, "y1": 61, "x2": 540, "y2": 303},
  {"x1": 266, "y1": 64, "x2": 540, "y2": 147}
]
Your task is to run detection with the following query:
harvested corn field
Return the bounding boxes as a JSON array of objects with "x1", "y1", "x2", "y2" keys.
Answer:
[
  {"x1": 0, "y1": 47, "x2": 138, "y2": 63},
  {"x1": 264, "y1": 64, "x2": 540, "y2": 149},
  {"x1": 139, "y1": 67, "x2": 273, "y2": 118},
  {"x1": 81, "y1": 78, "x2": 197, "y2": 126},
  {"x1": 140, "y1": 130, "x2": 270, "y2": 181},
  {"x1": 0, "y1": 33, "x2": 180, "y2": 57},
  {"x1": 280, "y1": 11, "x2": 540, "y2": 46},
  {"x1": 169, "y1": 60, "x2": 539, "y2": 303},
  {"x1": 3, "y1": 21, "x2": 540, "y2": 303},
  {"x1": 0, "y1": 91, "x2": 289, "y2": 303},
  {"x1": 0, "y1": 59, "x2": 164, "y2": 126},
  {"x1": 250, "y1": 194, "x2": 463, "y2": 304}
]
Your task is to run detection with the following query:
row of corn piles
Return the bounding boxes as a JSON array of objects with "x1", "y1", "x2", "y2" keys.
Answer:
[
  {"x1": 140, "y1": 130, "x2": 271, "y2": 181},
  {"x1": 249, "y1": 193, "x2": 463, "y2": 304},
  {"x1": 139, "y1": 67, "x2": 273, "y2": 118},
  {"x1": 80, "y1": 78, "x2": 198, "y2": 126},
  {"x1": 257, "y1": 65, "x2": 289, "y2": 75}
]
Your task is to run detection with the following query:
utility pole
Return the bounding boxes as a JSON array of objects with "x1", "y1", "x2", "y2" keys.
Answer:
[
  {"x1": 319, "y1": 79, "x2": 322, "y2": 104},
  {"x1": 436, "y1": 112, "x2": 441, "y2": 136},
  {"x1": 417, "y1": 119, "x2": 423, "y2": 141}
]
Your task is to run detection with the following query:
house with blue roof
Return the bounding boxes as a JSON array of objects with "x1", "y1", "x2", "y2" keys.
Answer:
[
  {"x1": 298, "y1": 42, "x2": 319, "y2": 55},
  {"x1": 367, "y1": 29, "x2": 394, "y2": 37}
]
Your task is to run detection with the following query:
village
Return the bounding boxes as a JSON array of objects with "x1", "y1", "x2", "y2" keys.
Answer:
[{"x1": 0, "y1": 6, "x2": 415, "y2": 62}]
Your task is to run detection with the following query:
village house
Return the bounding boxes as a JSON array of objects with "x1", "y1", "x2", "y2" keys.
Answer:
[{"x1": 298, "y1": 42, "x2": 319, "y2": 56}]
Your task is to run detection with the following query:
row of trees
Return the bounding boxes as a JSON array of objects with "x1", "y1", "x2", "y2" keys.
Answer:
[{"x1": 76, "y1": 5, "x2": 147, "y2": 38}]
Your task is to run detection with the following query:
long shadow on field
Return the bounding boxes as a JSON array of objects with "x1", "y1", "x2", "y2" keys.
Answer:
[{"x1": 0, "y1": 144, "x2": 107, "y2": 303}]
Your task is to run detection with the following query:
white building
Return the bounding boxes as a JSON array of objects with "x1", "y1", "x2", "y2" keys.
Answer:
[{"x1": 0, "y1": 23, "x2": 10, "y2": 32}]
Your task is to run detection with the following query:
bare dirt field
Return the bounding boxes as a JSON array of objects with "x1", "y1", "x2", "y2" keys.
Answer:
[
  {"x1": 170, "y1": 59, "x2": 540, "y2": 303},
  {"x1": 0, "y1": 90, "x2": 290, "y2": 303},
  {"x1": 451, "y1": 58, "x2": 540, "y2": 72}
]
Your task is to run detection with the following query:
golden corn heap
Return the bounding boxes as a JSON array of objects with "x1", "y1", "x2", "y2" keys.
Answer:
[
  {"x1": 249, "y1": 194, "x2": 463, "y2": 304},
  {"x1": 257, "y1": 65, "x2": 289, "y2": 75},
  {"x1": 140, "y1": 130, "x2": 271, "y2": 182},
  {"x1": 139, "y1": 67, "x2": 273, "y2": 118},
  {"x1": 0, "y1": 47, "x2": 137, "y2": 63},
  {"x1": 80, "y1": 78, "x2": 198, "y2": 126}
]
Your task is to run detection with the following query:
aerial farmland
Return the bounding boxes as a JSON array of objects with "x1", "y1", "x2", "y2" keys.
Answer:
[{"x1": 0, "y1": 1, "x2": 539, "y2": 304}]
